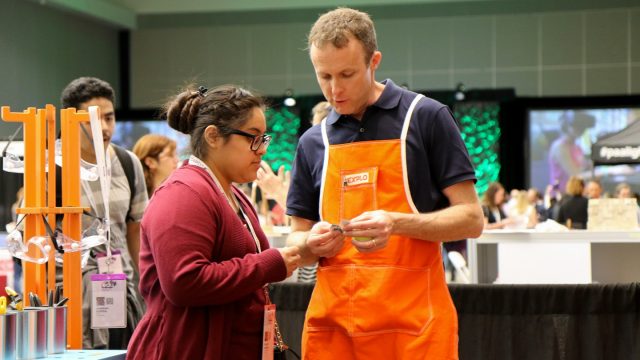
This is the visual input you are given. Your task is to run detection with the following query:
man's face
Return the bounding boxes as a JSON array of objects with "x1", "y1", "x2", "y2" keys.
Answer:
[
  {"x1": 78, "y1": 97, "x2": 115, "y2": 156},
  {"x1": 310, "y1": 35, "x2": 381, "y2": 120}
]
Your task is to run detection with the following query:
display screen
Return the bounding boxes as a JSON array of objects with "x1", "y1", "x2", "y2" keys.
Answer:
[
  {"x1": 528, "y1": 107, "x2": 640, "y2": 194},
  {"x1": 111, "y1": 120, "x2": 191, "y2": 159}
]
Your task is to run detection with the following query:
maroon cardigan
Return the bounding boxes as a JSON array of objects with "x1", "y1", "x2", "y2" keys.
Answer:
[{"x1": 127, "y1": 165, "x2": 286, "y2": 360}]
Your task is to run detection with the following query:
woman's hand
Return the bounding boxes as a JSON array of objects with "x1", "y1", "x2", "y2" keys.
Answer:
[{"x1": 278, "y1": 246, "x2": 301, "y2": 278}]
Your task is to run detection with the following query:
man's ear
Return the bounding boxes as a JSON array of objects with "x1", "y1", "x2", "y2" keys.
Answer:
[{"x1": 370, "y1": 51, "x2": 382, "y2": 71}]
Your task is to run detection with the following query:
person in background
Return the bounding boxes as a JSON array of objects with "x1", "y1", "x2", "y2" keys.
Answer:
[
  {"x1": 127, "y1": 84, "x2": 300, "y2": 360},
  {"x1": 556, "y1": 176, "x2": 588, "y2": 229},
  {"x1": 255, "y1": 161, "x2": 319, "y2": 283},
  {"x1": 482, "y1": 182, "x2": 512, "y2": 229},
  {"x1": 255, "y1": 160, "x2": 290, "y2": 211},
  {"x1": 616, "y1": 182, "x2": 640, "y2": 223},
  {"x1": 285, "y1": 8, "x2": 483, "y2": 359},
  {"x1": 585, "y1": 179, "x2": 603, "y2": 199},
  {"x1": 132, "y1": 134, "x2": 180, "y2": 198},
  {"x1": 527, "y1": 187, "x2": 548, "y2": 222},
  {"x1": 548, "y1": 111, "x2": 595, "y2": 191},
  {"x1": 8, "y1": 187, "x2": 24, "y2": 293},
  {"x1": 504, "y1": 190, "x2": 538, "y2": 229},
  {"x1": 254, "y1": 101, "x2": 331, "y2": 218},
  {"x1": 310, "y1": 101, "x2": 331, "y2": 126},
  {"x1": 544, "y1": 182, "x2": 563, "y2": 221},
  {"x1": 502, "y1": 188, "x2": 520, "y2": 216},
  {"x1": 616, "y1": 182, "x2": 635, "y2": 200},
  {"x1": 61, "y1": 76, "x2": 148, "y2": 349}
]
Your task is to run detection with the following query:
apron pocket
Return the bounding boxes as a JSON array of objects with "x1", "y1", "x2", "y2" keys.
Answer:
[
  {"x1": 305, "y1": 266, "x2": 353, "y2": 332},
  {"x1": 339, "y1": 167, "x2": 378, "y2": 221},
  {"x1": 351, "y1": 266, "x2": 432, "y2": 335}
]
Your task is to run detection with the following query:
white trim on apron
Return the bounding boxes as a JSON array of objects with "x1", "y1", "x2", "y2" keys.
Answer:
[
  {"x1": 319, "y1": 118, "x2": 330, "y2": 222},
  {"x1": 400, "y1": 94, "x2": 424, "y2": 214},
  {"x1": 318, "y1": 93, "x2": 424, "y2": 219}
]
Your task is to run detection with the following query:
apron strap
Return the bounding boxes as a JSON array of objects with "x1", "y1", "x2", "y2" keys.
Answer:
[{"x1": 400, "y1": 94, "x2": 425, "y2": 214}]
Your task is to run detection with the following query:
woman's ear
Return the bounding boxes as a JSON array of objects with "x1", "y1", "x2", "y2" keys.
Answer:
[
  {"x1": 144, "y1": 156, "x2": 157, "y2": 170},
  {"x1": 204, "y1": 125, "x2": 220, "y2": 148}
]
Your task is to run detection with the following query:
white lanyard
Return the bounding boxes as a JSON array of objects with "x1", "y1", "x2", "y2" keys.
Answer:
[
  {"x1": 188, "y1": 156, "x2": 262, "y2": 253},
  {"x1": 85, "y1": 106, "x2": 113, "y2": 255},
  {"x1": 80, "y1": 153, "x2": 111, "y2": 215}
]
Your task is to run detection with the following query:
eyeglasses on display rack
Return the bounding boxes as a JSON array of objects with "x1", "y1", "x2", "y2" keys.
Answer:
[
  {"x1": 6, "y1": 214, "x2": 51, "y2": 264},
  {"x1": 40, "y1": 212, "x2": 108, "y2": 254},
  {"x1": 6, "y1": 211, "x2": 108, "y2": 268},
  {"x1": 2, "y1": 124, "x2": 25, "y2": 173},
  {"x1": 1, "y1": 125, "x2": 99, "y2": 181}
]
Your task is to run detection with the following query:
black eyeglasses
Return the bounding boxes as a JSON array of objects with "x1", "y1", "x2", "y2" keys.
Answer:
[{"x1": 227, "y1": 128, "x2": 272, "y2": 151}]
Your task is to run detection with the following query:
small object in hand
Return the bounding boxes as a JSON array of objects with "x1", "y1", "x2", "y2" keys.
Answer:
[
  {"x1": 330, "y1": 224, "x2": 343, "y2": 233},
  {"x1": 353, "y1": 236, "x2": 372, "y2": 242},
  {"x1": 340, "y1": 219, "x2": 371, "y2": 241}
]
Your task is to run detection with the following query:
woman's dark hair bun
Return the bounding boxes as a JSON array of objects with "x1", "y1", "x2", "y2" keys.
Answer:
[{"x1": 165, "y1": 87, "x2": 202, "y2": 135}]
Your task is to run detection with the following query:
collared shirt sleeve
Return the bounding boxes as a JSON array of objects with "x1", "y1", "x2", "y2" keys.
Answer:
[
  {"x1": 425, "y1": 105, "x2": 477, "y2": 190},
  {"x1": 286, "y1": 135, "x2": 322, "y2": 222}
]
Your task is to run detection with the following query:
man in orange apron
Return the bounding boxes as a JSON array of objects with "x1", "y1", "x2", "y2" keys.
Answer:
[{"x1": 286, "y1": 8, "x2": 484, "y2": 360}]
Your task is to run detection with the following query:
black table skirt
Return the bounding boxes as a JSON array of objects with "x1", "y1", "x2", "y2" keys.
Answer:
[{"x1": 269, "y1": 282, "x2": 640, "y2": 360}]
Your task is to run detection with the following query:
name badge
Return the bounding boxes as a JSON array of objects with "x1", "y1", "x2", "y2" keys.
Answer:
[
  {"x1": 342, "y1": 167, "x2": 377, "y2": 187},
  {"x1": 90, "y1": 273, "x2": 127, "y2": 329},
  {"x1": 261, "y1": 304, "x2": 276, "y2": 360},
  {"x1": 96, "y1": 250, "x2": 124, "y2": 274}
]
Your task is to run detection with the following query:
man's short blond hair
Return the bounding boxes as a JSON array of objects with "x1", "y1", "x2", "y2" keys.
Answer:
[{"x1": 307, "y1": 7, "x2": 377, "y2": 65}]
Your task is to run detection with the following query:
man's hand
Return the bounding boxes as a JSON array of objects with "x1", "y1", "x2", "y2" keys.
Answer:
[
  {"x1": 277, "y1": 246, "x2": 301, "y2": 278},
  {"x1": 306, "y1": 221, "x2": 345, "y2": 258},
  {"x1": 343, "y1": 210, "x2": 393, "y2": 253}
]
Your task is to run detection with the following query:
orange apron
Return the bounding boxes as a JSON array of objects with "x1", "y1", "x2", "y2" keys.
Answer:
[{"x1": 302, "y1": 95, "x2": 458, "y2": 360}]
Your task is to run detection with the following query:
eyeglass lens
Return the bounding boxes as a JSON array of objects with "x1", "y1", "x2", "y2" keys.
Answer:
[{"x1": 251, "y1": 135, "x2": 271, "y2": 151}]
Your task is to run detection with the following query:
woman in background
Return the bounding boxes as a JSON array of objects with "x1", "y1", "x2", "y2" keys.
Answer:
[
  {"x1": 504, "y1": 190, "x2": 538, "y2": 229},
  {"x1": 310, "y1": 101, "x2": 331, "y2": 125},
  {"x1": 133, "y1": 134, "x2": 180, "y2": 198},
  {"x1": 556, "y1": 176, "x2": 588, "y2": 229},
  {"x1": 481, "y1": 182, "x2": 512, "y2": 229}
]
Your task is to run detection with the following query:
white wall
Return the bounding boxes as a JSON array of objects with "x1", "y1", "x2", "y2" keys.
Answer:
[
  {"x1": 0, "y1": 0, "x2": 120, "y2": 120},
  {"x1": 130, "y1": 7, "x2": 640, "y2": 108}
]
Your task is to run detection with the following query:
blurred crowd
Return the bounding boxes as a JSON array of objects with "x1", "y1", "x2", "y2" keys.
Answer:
[{"x1": 481, "y1": 178, "x2": 640, "y2": 231}]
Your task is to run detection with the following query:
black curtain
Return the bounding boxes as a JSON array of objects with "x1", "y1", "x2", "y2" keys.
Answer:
[{"x1": 271, "y1": 282, "x2": 640, "y2": 360}]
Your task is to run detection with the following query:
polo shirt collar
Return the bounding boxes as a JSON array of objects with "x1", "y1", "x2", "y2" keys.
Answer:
[{"x1": 326, "y1": 79, "x2": 402, "y2": 125}]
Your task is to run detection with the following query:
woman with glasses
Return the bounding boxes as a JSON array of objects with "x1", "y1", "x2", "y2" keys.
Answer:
[
  {"x1": 127, "y1": 85, "x2": 300, "y2": 360},
  {"x1": 132, "y1": 134, "x2": 180, "y2": 198}
]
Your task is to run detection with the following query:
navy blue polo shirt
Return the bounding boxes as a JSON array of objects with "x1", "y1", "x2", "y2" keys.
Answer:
[{"x1": 286, "y1": 79, "x2": 476, "y2": 222}]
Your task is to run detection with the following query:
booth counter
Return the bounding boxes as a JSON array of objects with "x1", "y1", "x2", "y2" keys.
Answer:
[{"x1": 468, "y1": 229, "x2": 640, "y2": 284}]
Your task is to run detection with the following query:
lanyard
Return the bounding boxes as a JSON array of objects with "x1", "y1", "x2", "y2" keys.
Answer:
[
  {"x1": 80, "y1": 151, "x2": 112, "y2": 218},
  {"x1": 83, "y1": 107, "x2": 113, "y2": 255},
  {"x1": 188, "y1": 156, "x2": 262, "y2": 253}
]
